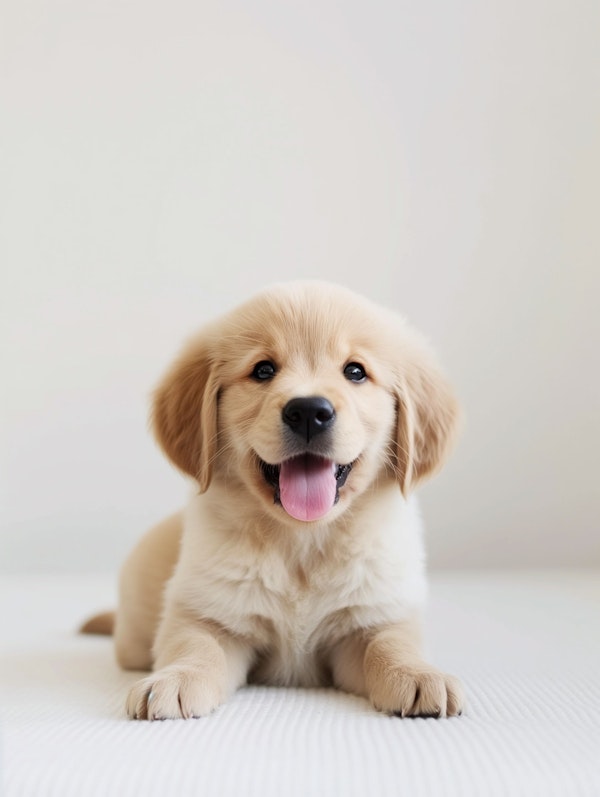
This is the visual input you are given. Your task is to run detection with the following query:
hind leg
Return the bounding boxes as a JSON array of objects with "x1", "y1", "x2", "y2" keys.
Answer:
[{"x1": 114, "y1": 512, "x2": 183, "y2": 671}]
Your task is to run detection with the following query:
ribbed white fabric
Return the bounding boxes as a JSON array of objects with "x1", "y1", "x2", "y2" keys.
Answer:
[{"x1": 1, "y1": 571, "x2": 599, "y2": 796}]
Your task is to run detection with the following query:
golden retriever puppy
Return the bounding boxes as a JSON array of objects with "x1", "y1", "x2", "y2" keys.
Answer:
[{"x1": 85, "y1": 282, "x2": 464, "y2": 720}]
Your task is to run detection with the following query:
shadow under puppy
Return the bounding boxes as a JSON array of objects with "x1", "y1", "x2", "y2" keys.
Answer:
[{"x1": 82, "y1": 282, "x2": 464, "y2": 720}]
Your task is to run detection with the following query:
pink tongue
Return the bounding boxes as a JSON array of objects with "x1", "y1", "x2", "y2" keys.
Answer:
[{"x1": 279, "y1": 455, "x2": 337, "y2": 522}]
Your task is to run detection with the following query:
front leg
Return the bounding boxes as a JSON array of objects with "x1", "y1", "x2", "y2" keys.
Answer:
[
  {"x1": 330, "y1": 620, "x2": 464, "y2": 718},
  {"x1": 127, "y1": 609, "x2": 254, "y2": 721}
]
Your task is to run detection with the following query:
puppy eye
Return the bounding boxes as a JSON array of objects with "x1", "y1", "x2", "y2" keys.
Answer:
[
  {"x1": 251, "y1": 361, "x2": 277, "y2": 381},
  {"x1": 343, "y1": 362, "x2": 367, "y2": 383}
]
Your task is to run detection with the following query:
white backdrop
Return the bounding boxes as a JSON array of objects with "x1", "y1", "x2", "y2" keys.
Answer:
[{"x1": 1, "y1": 0, "x2": 599, "y2": 572}]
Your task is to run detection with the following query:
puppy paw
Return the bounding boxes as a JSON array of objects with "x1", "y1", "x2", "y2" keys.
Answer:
[
  {"x1": 126, "y1": 665, "x2": 224, "y2": 720},
  {"x1": 369, "y1": 666, "x2": 464, "y2": 718}
]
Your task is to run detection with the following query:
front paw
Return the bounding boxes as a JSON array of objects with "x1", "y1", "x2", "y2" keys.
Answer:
[
  {"x1": 369, "y1": 666, "x2": 464, "y2": 718},
  {"x1": 126, "y1": 665, "x2": 224, "y2": 720}
]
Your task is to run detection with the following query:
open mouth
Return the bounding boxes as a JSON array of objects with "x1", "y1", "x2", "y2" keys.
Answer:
[{"x1": 260, "y1": 454, "x2": 353, "y2": 522}]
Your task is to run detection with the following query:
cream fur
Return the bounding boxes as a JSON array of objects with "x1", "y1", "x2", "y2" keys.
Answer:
[{"x1": 108, "y1": 282, "x2": 463, "y2": 720}]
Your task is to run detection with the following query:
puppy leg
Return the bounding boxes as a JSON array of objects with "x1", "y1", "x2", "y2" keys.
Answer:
[
  {"x1": 330, "y1": 621, "x2": 463, "y2": 717},
  {"x1": 115, "y1": 512, "x2": 183, "y2": 671},
  {"x1": 126, "y1": 613, "x2": 253, "y2": 720},
  {"x1": 363, "y1": 621, "x2": 464, "y2": 717}
]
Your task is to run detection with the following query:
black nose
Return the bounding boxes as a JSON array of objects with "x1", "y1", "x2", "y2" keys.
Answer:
[{"x1": 282, "y1": 396, "x2": 336, "y2": 442}]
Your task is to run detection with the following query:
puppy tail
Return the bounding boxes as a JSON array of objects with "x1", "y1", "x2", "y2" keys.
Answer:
[{"x1": 79, "y1": 611, "x2": 115, "y2": 636}]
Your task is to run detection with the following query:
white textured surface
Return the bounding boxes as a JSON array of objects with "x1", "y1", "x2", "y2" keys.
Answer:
[{"x1": 1, "y1": 571, "x2": 599, "y2": 796}]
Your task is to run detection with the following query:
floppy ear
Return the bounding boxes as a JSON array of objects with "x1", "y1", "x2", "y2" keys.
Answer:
[
  {"x1": 394, "y1": 356, "x2": 460, "y2": 496},
  {"x1": 151, "y1": 333, "x2": 219, "y2": 492}
]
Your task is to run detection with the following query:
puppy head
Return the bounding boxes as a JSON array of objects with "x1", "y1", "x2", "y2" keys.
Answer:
[{"x1": 152, "y1": 282, "x2": 459, "y2": 524}]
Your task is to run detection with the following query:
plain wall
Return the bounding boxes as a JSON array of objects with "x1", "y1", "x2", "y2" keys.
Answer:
[{"x1": 2, "y1": 0, "x2": 599, "y2": 572}]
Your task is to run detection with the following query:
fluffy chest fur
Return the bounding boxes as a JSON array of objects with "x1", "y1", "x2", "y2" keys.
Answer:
[{"x1": 169, "y1": 487, "x2": 427, "y2": 687}]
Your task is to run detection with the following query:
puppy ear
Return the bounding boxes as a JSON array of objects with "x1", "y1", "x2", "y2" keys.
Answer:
[
  {"x1": 151, "y1": 333, "x2": 219, "y2": 492},
  {"x1": 394, "y1": 356, "x2": 460, "y2": 496}
]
